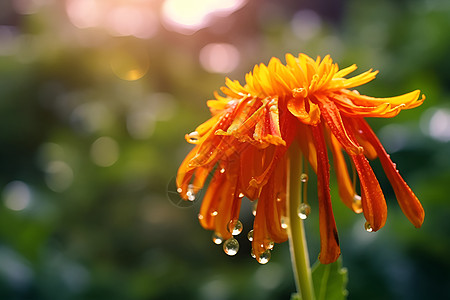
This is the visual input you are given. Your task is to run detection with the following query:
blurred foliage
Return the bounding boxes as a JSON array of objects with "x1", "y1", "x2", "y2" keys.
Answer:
[{"x1": 1, "y1": 0, "x2": 450, "y2": 299}]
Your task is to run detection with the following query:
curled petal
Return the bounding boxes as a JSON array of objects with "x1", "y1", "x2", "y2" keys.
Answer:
[
  {"x1": 317, "y1": 96, "x2": 363, "y2": 155},
  {"x1": 287, "y1": 96, "x2": 321, "y2": 125}
]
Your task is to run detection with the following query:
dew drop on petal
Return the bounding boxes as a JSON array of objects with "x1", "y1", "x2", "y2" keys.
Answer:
[
  {"x1": 257, "y1": 250, "x2": 271, "y2": 264},
  {"x1": 223, "y1": 238, "x2": 239, "y2": 256},
  {"x1": 297, "y1": 203, "x2": 311, "y2": 219},
  {"x1": 187, "y1": 131, "x2": 200, "y2": 143},
  {"x1": 177, "y1": 187, "x2": 182, "y2": 193},
  {"x1": 280, "y1": 216, "x2": 288, "y2": 229},
  {"x1": 251, "y1": 248, "x2": 256, "y2": 259},
  {"x1": 265, "y1": 239, "x2": 274, "y2": 250},
  {"x1": 238, "y1": 192, "x2": 244, "y2": 198},
  {"x1": 352, "y1": 194, "x2": 362, "y2": 213},
  {"x1": 212, "y1": 232, "x2": 224, "y2": 245},
  {"x1": 227, "y1": 219, "x2": 243, "y2": 236},
  {"x1": 247, "y1": 229, "x2": 254, "y2": 241},
  {"x1": 300, "y1": 173, "x2": 309, "y2": 183},
  {"x1": 252, "y1": 200, "x2": 258, "y2": 216},
  {"x1": 186, "y1": 184, "x2": 195, "y2": 201},
  {"x1": 364, "y1": 221, "x2": 373, "y2": 232},
  {"x1": 219, "y1": 168, "x2": 225, "y2": 174}
]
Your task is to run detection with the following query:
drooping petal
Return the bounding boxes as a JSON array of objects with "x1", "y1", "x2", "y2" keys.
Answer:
[
  {"x1": 351, "y1": 153, "x2": 387, "y2": 231},
  {"x1": 355, "y1": 118, "x2": 425, "y2": 228},
  {"x1": 265, "y1": 155, "x2": 289, "y2": 243},
  {"x1": 328, "y1": 132, "x2": 361, "y2": 213},
  {"x1": 311, "y1": 125, "x2": 341, "y2": 264},
  {"x1": 198, "y1": 168, "x2": 227, "y2": 230}
]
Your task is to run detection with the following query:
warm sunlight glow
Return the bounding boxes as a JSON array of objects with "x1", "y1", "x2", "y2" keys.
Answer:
[
  {"x1": 65, "y1": 0, "x2": 158, "y2": 38},
  {"x1": 161, "y1": 0, "x2": 247, "y2": 34}
]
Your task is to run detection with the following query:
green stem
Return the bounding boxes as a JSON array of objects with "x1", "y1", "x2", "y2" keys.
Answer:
[{"x1": 287, "y1": 144, "x2": 315, "y2": 300}]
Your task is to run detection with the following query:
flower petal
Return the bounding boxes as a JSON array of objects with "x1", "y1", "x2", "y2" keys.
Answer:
[
  {"x1": 356, "y1": 119, "x2": 424, "y2": 227},
  {"x1": 312, "y1": 125, "x2": 341, "y2": 264},
  {"x1": 317, "y1": 96, "x2": 363, "y2": 155},
  {"x1": 351, "y1": 153, "x2": 387, "y2": 231},
  {"x1": 328, "y1": 132, "x2": 361, "y2": 213}
]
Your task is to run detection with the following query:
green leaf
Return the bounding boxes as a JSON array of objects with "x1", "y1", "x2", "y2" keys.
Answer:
[{"x1": 311, "y1": 257, "x2": 348, "y2": 300}]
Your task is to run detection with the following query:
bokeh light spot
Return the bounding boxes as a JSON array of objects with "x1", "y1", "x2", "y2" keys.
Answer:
[
  {"x1": 106, "y1": 6, "x2": 158, "y2": 38},
  {"x1": 199, "y1": 43, "x2": 240, "y2": 73},
  {"x1": 421, "y1": 107, "x2": 450, "y2": 142},
  {"x1": 45, "y1": 161, "x2": 74, "y2": 192},
  {"x1": 90, "y1": 136, "x2": 119, "y2": 167},
  {"x1": 428, "y1": 108, "x2": 450, "y2": 142},
  {"x1": 109, "y1": 47, "x2": 150, "y2": 81},
  {"x1": 161, "y1": 0, "x2": 247, "y2": 34},
  {"x1": 291, "y1": 9, "x2": 322, "y2": 40},
  {"x1": 2, "y1": 181, "x2": 32, "y2": 211},
  {"x1": 65, "y1": 0, "x2": 103, "y2": 28}
]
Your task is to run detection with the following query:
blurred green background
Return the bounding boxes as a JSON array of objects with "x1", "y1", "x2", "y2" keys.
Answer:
[{"x1": 1, "y1": 0, "x2": 450, "y2": 299}]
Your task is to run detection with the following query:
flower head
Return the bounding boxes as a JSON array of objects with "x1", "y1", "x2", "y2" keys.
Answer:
[{"x1": 177, "y1": 53, "x2": 425, "y2": 264}]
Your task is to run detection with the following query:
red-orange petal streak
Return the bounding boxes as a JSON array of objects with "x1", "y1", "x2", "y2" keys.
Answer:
[
  {"x1": 351, "y1": 154, "x2": 387, "y2": 231},
  {"x1": 312, "y1": 125, "x2": 341, "y2": 264},
  {"x1": 356, "y1": 119, "x2": 424, "y2": 227}
]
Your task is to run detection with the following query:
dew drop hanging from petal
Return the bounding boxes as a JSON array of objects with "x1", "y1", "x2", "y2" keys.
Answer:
[
  {"x1": 227, "y1": 219, "x2": 243, "y2": 236},
  {"x1": 212, "y1": 232, "x2": 224, "y2": 245},
  {"x1": 297, "y1": 203, "x2": 311, "y2": 219},
  {"x1": 223, "y1": 237, "x2": 239, "y2": 256},
  {"x1": 186, "y1": 184, "x2": 196, "y2": 201},
  {"x1": 247, "y1": 229, "x2": 254, "y2": 241},
  {"x1": 300, "y1": 173, "x2": 309, "y2": 183},
  {"x1": 364, "y1": 221, "x2": 373, "y2": 232},
  {"x1": 257, "y1": 249, "x2": 271, "y2": 264},
  {"x1": 187, "y1": 131, "x2": 200, "y2": 143},
  {"x1": 252, "y1": 200, "x2": 258, "y2": 216},
  {"x1": 280, "y1": 216, "x2": 289, "y2": 229}
]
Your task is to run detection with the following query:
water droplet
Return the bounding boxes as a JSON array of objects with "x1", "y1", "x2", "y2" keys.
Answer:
[
  {"x1": 186, "y1": 184, "x2": 195, "y2": 201},
  {"x1": 227, "y1": 219, "x2": 243, "y2": 236},
  {"x1": 280, "y1": 216, "x2": 288, "y2": 229},
  {"x1": 211, "y1": 210, "x2": 218, "y2": 216},
  {"x1": 176, "y1": 187, "x2": 182, "y2": 193},
  {"x1": 238, "y1": 192, "x2": 245, "y2": 198},
  {"x1": 187, "y1": 131, "x2": 200, "y2": 143},
  {"x1": 220, "y1": 168, "x2": 225, "y2": 174},
  {"x1": 297, "y1": 203, "x2": 311, "y2": 219},
  {"x1": 212, "y1": 232, "x2": 223, "y2": 245},
  {"x1": 257, "y1": 250, "x2": 271, "y2": 264},
  {"x1": 364, "y1": 221, "x2": 373, "y2": 232},
  {"x1": 265, "y1": 239, "x2": 274, "y2": 250},
  {"x1": 247, "y1": 230, "x2": 254, "y2": 241},
  {"x1": 352, "y1": 194, "x2": 362, "y2": 213},
  {"x1": 300, "y1": 173, "x2": 309, "y2": 183},
  {"x1": 252, "y1": 200, "x2": 258, "y2": 216},
  {"x1": 251, "y1": 248, "x2": 256, "y2": 259},
  {"x1": 198, "y1": 214, "x2": 204, "y2": 220},
  {"x1": 223, "y1": 238, "x2": 239, "y2": 256},
  {"x1": 269, "y1": 105, "x2": 277, "y2": 112}
]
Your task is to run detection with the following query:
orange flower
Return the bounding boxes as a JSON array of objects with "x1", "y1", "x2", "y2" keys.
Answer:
[{"x1": 176, "y1": 53, "x2": 425, "y2": 264}]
